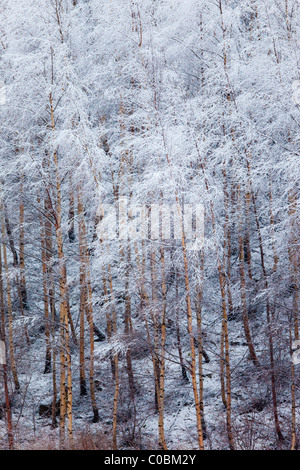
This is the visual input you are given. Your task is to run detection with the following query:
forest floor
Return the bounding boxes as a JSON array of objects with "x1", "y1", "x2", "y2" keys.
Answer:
[{"x1": 0, "y1": 303, "x2": 297, "y2": 450}]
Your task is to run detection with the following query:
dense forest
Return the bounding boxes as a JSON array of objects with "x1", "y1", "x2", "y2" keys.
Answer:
[{"x1": 0, "y1": 0, "x2": 299, "y2": 450}]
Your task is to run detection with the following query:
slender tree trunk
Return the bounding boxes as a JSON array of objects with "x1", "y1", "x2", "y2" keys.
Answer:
[
  {"x1": 124, "y1": 248, "x2": 135, "y2": 398},
  {"x1": 173, "y1": 195, "x2": 204, "y2": 450},
  {"x1": 68, "y1": 175, "x2": 75, "y2": 243},
  {"x1": 194, "y1": 138, "x2": 234, "y2": 449},
  {"x1": 38, "y1": 196, "x2": 52, "y2": 374},
  {"x1": 108, "y1": 262, "x2": 119, "y2": 450},
  {"x1": 78, "y1": 189, "x2": 99, "y2": 423},
  {"x1": 175, "y1": 270, "x2": 188, "y2": 382},
  {"x1": 4, "y1": 207, "x2": 18, "y2": 267},
  {"x1": 289, "y1": 322, "x2": 297, "y2": 450},
  {"x1": 247, "y1": 159, "x2": 284, "y2": 442},
  {"x1": 237, "y1": 186, "x2": 259, "y2": 366},
  {"x1": 158, "y1": 246, "x2": 167, "y2": 450},
  {"x1": 0, "y1": 244, "x2": 14, "y2": 449},
  {"x1": 19, "y1": 175, "x2": 28, "y2": 309},
  {"x1": 196, "y1": 251, "x2": 208, "y2": 443},
  {"x1": 50, "y1": 276, "x2": 58, "y2": 429},
  {"x1": 50, "y1": 92, "x2": 72, "y2": 446},
  {"x1": 1, "y1": 207, "x2": 20, "y2": 392},
  {"x1": 79, "y1": 279, "x2": 87, "y2": 396},
  {"x1": 244, "y1": 189, "x2": 253, "y2": 281},
  {"x1": 150, "y1": 248, "x2": 161, "y2": 414},
  {"x1": 4, "y1": 206, "x2": 29, "y2": 345}
]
